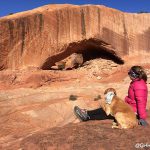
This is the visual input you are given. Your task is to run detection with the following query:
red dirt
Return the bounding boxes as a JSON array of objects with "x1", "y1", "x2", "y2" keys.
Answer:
[
  {"x1": 4, "y1": 113, "x2": 150, "y2": 150},
  {"x1": 0, "y1": 60, "x2": 150, "y2": 149}
]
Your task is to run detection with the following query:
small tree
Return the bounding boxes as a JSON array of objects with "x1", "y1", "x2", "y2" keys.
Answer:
[
  {"x1": 137, "y1": 11, "x2": 149, "y2": 14},
  {"x1": 8, "y1": 13, "x2": 14, "y2": 16}
]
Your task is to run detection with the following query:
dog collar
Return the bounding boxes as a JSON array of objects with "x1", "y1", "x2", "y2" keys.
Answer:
[{"x1": 105, "y1": 92, "x2": 115, "y2": 104}]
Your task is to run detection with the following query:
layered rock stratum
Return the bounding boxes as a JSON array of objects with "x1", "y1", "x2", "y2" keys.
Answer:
[
  {"x1": 0, "y1": 4, "x2": 150, "y2": 70},
  {"x1": 0, "y1": 4, "x2": 150, "y2": 149}
]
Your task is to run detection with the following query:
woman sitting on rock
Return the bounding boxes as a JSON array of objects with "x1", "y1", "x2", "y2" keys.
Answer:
[{"x1": 74, "y1": 65, "x2": 149, "y2": 126}]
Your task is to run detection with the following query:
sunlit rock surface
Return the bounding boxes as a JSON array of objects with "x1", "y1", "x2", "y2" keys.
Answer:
[{"x1": 0, "y1": 4, "x2": 150, "y2": 70}]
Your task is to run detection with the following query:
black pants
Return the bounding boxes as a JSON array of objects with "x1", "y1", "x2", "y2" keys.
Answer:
[{"x1": 87, "y1": 108, "x2": 115, "y2": 120}]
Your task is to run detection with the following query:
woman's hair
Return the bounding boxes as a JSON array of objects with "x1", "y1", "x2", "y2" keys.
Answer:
[{"x1": 129, "y1": 66, "x2": 147, "y2": 82}]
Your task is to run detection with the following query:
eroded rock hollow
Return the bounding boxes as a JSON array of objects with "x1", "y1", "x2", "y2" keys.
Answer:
[{"x1": 0, "y1": 4, "x2": 150, "y2": 70}]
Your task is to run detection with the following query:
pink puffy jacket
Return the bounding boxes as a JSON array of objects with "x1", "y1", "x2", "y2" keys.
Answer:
[{"x1": 125, "y1": 79, "x2": 148, "y2": 119}]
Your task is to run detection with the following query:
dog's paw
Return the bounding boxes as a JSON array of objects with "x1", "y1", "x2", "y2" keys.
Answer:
[
  {"x1": 112, "y1": 124, "x2": 122, "y2": 129},
  {"x1": 112, "y1": 121, "x2": 118, "y2": 126},
  {"x1": 112, "y1": 125, "x2": 119, "y2": 129}
]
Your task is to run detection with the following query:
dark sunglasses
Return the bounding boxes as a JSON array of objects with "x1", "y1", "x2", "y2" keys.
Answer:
[{"x1": 128, "y1": 70, "x2": 139, "y2": 78}]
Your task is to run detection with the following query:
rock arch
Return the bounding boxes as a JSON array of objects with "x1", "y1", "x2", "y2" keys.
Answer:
[{"x1": 41, "y1": 38, "x2": 124, "y2": 70}]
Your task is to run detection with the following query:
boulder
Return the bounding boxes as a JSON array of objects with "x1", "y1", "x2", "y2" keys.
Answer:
[{"x1": 55, "y1": 53, "x2": 83, "y2": 70}]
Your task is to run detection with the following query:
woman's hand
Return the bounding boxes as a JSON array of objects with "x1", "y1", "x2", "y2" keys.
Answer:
[
  {"x1": 125, "y1": 96, "x2": 132, "y2": 104},
  {"x1": 138, "y1": 119, "x2": 149, "y2": 126}
]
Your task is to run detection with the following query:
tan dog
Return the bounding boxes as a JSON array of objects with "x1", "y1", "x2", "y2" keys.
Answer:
[{"x1": 102, "y1": 88, "x2": 138, "y2": 129}]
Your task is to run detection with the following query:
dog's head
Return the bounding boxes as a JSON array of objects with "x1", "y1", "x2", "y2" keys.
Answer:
[
  {"x1": 104, "y1": 88, "x2": 117, "y2": 95},
  {"x1": 104, "y1": 88, "x2": 117, "y2": 104}
]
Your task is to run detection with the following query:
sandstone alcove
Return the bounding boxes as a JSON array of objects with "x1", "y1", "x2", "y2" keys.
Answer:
[{"x1": 41, "y1": 38, "x2": 124, "y2": 70}]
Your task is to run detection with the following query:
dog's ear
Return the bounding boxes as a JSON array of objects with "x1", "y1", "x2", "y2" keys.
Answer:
[
  {"x1": 111, "y1": 88, "x2": 117, "y2": 95},
  {"x1": 104, "y1": 89, "x2": 109, "y2": 95},
  {"x1": 104, "y1": 88, "x2": 117, "y2": 95}
]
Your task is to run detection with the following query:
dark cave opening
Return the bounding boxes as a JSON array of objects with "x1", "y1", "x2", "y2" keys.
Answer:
[
  {"x1": 80, "y1": 45, "x2": 124, "y2": 64},
  {"x1": 41, "y1": 39, "x2": 124, "y2": 70}
]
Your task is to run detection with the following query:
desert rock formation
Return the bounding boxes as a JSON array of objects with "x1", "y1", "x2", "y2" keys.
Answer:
[
  {"x1": 0, "y1": 4, "x2": 150, "y2": 70},
  {"x1": 0, "y1": 4, "x2": 150, "y2": 149},
  {"x1": 54, "y1": 53, "x2": 83, "y2": 70}
]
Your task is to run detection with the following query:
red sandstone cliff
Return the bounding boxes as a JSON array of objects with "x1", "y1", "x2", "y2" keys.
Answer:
[{"x1": 0, "y1": 4, "x2": 150, "y2": 70}]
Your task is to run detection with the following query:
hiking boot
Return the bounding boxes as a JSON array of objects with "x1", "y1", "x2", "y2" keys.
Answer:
[{"x1": 74, "y1": 106, "x2": 90, "y2": 121}]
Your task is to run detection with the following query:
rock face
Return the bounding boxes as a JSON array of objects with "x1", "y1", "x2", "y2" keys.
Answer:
[{"x1": 0, "y1": 4, "x2": 150, "y2": 70}]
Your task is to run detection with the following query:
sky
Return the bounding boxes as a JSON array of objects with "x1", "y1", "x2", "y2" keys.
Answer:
[{"x1": 0, "y1": 0, "x2": 150, "y2": 17}]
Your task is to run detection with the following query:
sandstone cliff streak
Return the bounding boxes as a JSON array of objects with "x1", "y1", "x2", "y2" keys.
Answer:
[
  {"x1": 97, "y1": 8, "x2": 101, "y2": 34},
  {"x1": 34, "y1": 14, "x2": 44, "y2": 34},
  {"x1": 138, "y1": 27, "x2": 150, "y2": 52},
  {"x1": 66, "y1": 9, "x2": 71, "y2": 40},
  {"x1": 56, "y1": 10, "x2": 60, "y2": 48},
  {"x1": 20, "y1": 19, "x2": 25, "y2": 55},
  {"x1": 8, "y1": 20, "x2": 14, "y2": 44},
  {"x1": 0, "y1": 4, "x2": 150, "y2": 70},
  {"x1": 80, "y1": 8, "x2": 86, "y2": 38},
  {"x1": 38, "y1": 14, "x2": 44, "y2": 32},
  {"x1": 122, "y1": 15, "x2": 129, "y2": 55}
]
